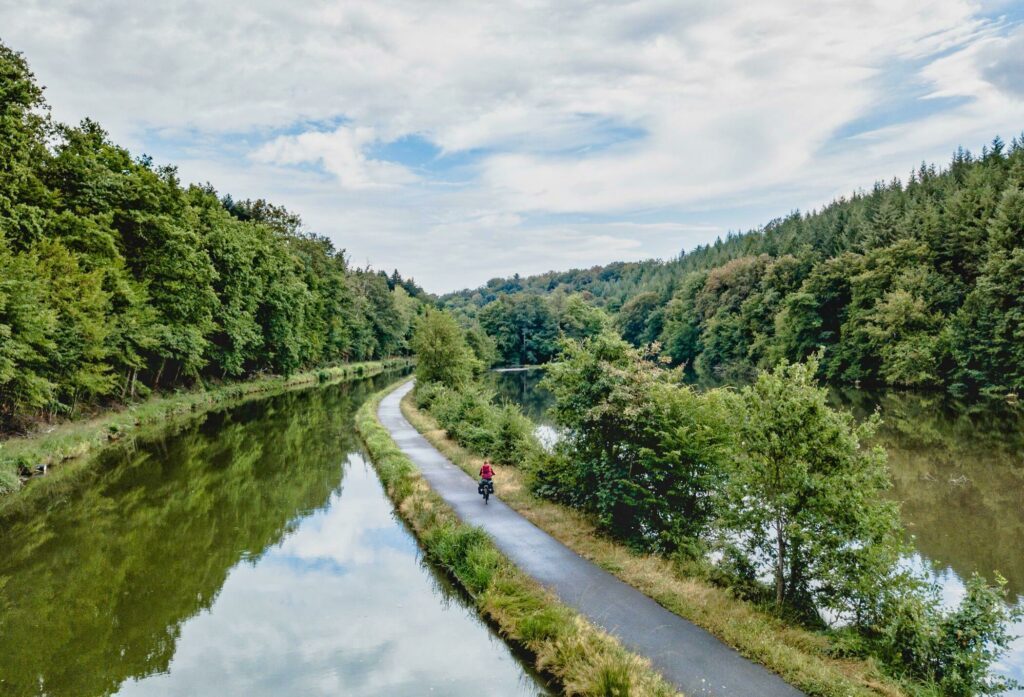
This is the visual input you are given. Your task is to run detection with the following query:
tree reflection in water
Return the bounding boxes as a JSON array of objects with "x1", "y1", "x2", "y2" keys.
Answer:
[{"x1": 0, "y1": 373, "x2": 548, "y2": 697}]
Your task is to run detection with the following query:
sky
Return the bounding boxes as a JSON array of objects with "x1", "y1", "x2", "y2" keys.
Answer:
[{"x1": 2, "y1": 1, "x2": 1023, "y2": 293}]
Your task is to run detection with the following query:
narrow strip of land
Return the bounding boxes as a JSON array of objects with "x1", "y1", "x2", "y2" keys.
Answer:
[{"x1": 379, "y1": 381, "x2": 804, "y2": 697}]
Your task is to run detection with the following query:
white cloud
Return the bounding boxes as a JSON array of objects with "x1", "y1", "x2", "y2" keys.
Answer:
[
  {"x1": 2, "y1": 0, "x2": 1022, "y2": 291},
  {"x1": 976, "y1": 25, "x2": 1024, "y2": 99},
  {"x1": 253, "y1": 126, "x2": 417, "y2": 190}
]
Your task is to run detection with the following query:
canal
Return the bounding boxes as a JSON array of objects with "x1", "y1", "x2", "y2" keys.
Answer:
[{"x1": 0, "y1": 373, "x2": 551, "y2": 697}]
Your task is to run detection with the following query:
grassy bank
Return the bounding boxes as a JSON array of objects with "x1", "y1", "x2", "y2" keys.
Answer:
[
  {"x1": 401, "y1": 391, "x2": 912, "y2": 697},
  {"x1": 0, "y1": 359, "x2": 411, "y2": 509},
  {"x1": 355, "y1": 381, "x2": 681, "y2": 697}
]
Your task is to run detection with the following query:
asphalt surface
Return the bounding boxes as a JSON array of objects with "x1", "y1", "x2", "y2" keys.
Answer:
[{"x1": 379, "y1": 381, "x2": 804, "y2": 697}]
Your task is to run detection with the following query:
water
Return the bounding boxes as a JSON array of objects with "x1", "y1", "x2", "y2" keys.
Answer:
[
  {"x1": 0, "y1": 374, "x2": 550, "y2": 697},
  {"x1": 491, "y1": 367, "x2": 1024, "y2": 689}
]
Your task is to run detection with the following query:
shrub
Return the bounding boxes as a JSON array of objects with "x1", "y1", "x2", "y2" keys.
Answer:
[
  {"x1": 420, "y1": 381, "x2": 539, "y2": 466},
  {"x1": 540, "y1": 332, "x2": 734, "y2": 553},
  {"x1": 875, "y1": 573, "x2": 1022, "y2": 696},
  {"x1": 490, "y1": 403, "x2": 533, "y2": 465},
  {"x1": 413, "y1": 380, "x2": 443, "y2": 410},
  {"x1": 527, "y1": 448, "x2": 587, "y2": 506},
  {"x1": 430, "y1": 385, "x2": 497, "y2": 453},
  {"x1": 0, "y1": 464, "x2": 20, "y2": 496}
]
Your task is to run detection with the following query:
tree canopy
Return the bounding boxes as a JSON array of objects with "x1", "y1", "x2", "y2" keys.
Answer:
[{"x1": 0, "y1": 41, "x2": 426, "y2": 431}]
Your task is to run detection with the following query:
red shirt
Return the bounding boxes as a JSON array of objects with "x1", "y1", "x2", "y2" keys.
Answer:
[{"x1": 480, "y1": 463, "x2": 494, "y2": 480}]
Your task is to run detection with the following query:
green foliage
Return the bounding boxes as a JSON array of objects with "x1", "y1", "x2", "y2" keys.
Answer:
[
  {"x1": 557, "y1": 293, "x2": 612, "y2": 342},
  {"x1": 0, "y1": 41, "x2": 427, "y2": 435},
  {"x1": 454, "y1": 291, "x2": 610, "y2": 367},
  {"x1": 724, "y1": 357, "x2": 903, "y2": 621},
  {"x1": 535, "y1": 340, "x2": 1019, "y2": 690},
  {"x1": 491, "y1": 403, "x2": 533, "y2": 465},
  {"x1": 540, "y1": 332, "x2": 735, "y2": 553},
  {"x1": 949, "y1": 187, "x2": 1024, "y2": 395},
  {"x1": 430, "y1": 384, "x2": 501, "y2": 452},
  {"x1": 464, "y1": 323, "x2": 499, "y2": 368},
  {"x1": 0, "y1": 232, "x2": 57, "y2": 421},
  {"x1": 444, "y1": 135, "x2": 1024, "y2": 395},
  {"x1": 615, "y1": 291, "x2": 662, "y2": 346},
  {"x1": 421, "y1": 382, "x2": 535, "y2": 466},
  {"x1": 478, "y1": 293, "x2": 560, "y2": 365},
  {"x1": 874, "y1": 574, "x2": 1022, "y2": 696},
  {"x1": 659, "y1": 271, "x2": 705, "y2": 368},
  {"x1": 0, "y1": 42, "x2": 51, "y2": 251},
  {"x1": 411, "y1": 309, "x2": 478, "y2": 389}
]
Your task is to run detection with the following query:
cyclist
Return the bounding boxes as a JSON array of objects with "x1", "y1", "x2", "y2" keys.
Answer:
[{"x1": 478, "y1": 460, "x2": 495, "y2": 496}]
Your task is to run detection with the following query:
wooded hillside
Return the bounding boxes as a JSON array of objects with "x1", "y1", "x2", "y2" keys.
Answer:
[{"x1": 444, "y1": 135, "x2": 1024, "y2": 395}]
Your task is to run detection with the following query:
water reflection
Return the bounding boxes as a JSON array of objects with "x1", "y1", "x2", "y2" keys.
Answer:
[
  {"x1": 835, "y1": 389, "x2": 1024, "y2": 692},
  {"x1": 116, "y1": 456, "x2": 546, "y2": 696},
  {"x1": 832, "y1": 388, "x2": 1024, "y2": 604},
  {"x1": 491, "y1": 369, "x2": 554, "y2": 426},
  {"x1": 0, "y1": 376, "x2": 548, "y2": 697}
]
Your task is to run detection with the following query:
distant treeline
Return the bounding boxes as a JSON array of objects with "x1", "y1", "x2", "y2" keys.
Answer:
[
  {"x1": 443, "y1": 136, "x2": 1024, "y2": 395},
  {"x1": 0, "y1": 42, "x2": 427, "y2": 430}
]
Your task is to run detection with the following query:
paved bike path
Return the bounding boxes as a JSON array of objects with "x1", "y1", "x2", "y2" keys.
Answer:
[{"x1": 379, "y1": 381, "x2": 803, "y2": 697}]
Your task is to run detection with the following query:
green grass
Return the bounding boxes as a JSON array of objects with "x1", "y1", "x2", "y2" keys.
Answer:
[
  {"x1": 0, "y1": 359, "x2": 411, "y2": 512},
  {"x1": 355, "y1": 381, "x2": 681, "y2": 697}
]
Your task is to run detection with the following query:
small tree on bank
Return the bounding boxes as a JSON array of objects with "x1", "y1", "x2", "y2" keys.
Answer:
[
  {"x1": 724, "y1": 357, "x2": 902, "y2": 621},
  {"x1": 411, "y1": 308, "x2": 477, "y2": 389}
]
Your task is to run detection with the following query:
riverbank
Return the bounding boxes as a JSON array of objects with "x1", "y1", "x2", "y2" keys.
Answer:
[
  {"x1": 0, "y1": 359, "x2": 412, "y2": 512},
  {"x1": 355, "y1": 381, "x2": 680, "y2": 697},
  {"x1": 400, "y1": 391, "x2": 915, "y2": 697}
]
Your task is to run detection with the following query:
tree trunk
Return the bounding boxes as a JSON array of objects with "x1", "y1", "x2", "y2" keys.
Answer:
[
  {"x1": 775, "y1": 514, "x2": 786, "y2": 608},
  {"x1": 788, "y1": 541, "x2": 806, "y2": 607},
  {"x1": 154, "y1": 358, "x2": 166, "y2": 390}
]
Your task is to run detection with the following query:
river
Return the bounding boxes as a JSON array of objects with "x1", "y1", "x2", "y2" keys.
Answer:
[
  {"x1": 0, "y1": 373, "x2": 551, "y2": 697},
  {"x1": 491, "y1": 367, "x2": 1024, "y2": 691}
]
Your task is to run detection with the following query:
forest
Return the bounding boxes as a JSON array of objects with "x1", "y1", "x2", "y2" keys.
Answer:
[
  {"x1": 443, "y1": 137, "x2": 1024, "y2": 396},
  {"x1": 0, "y1": 42, "x2": 426, "y2": 434}
]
